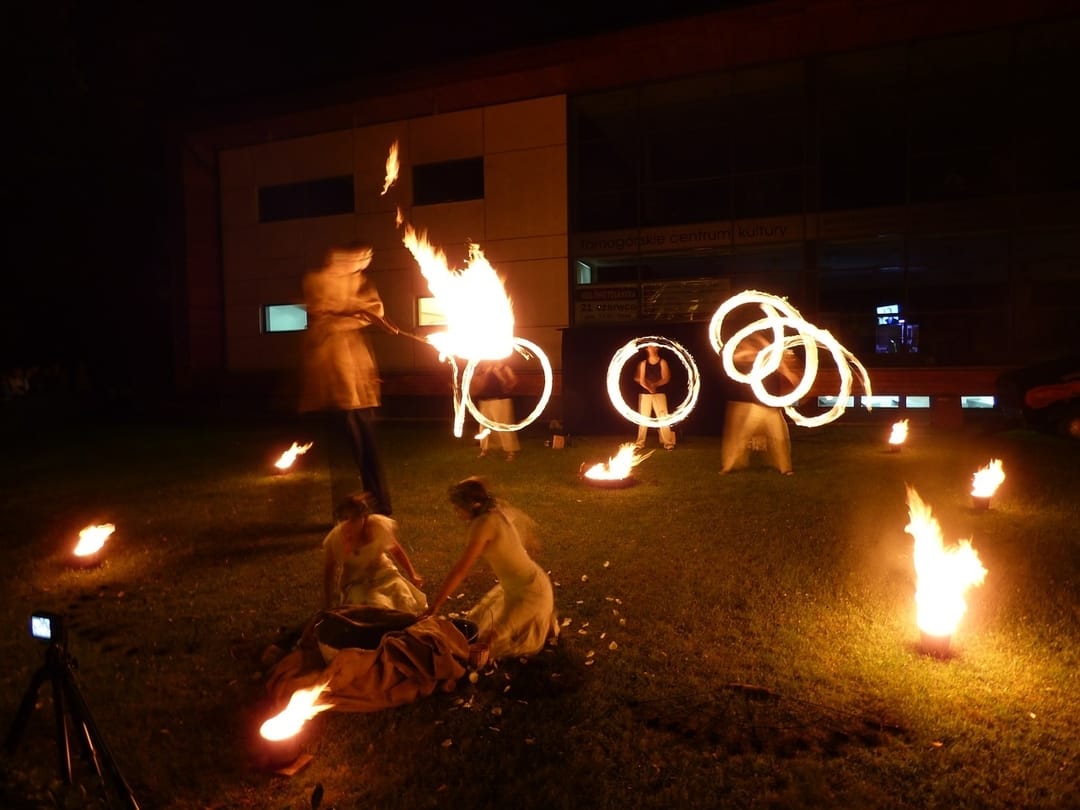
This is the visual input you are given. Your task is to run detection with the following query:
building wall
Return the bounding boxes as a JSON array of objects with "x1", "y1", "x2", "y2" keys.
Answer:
[
  {"x1": 179, "y1": 0, "x2": 1080, "y2": 422},
  {"x1": 215, "y1": 96, "x2": 568, "y2": 403}
]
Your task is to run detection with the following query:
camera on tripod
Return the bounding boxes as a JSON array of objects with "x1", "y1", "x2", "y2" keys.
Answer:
[{"x1": 30, "y1": 611, "x2": 66, "y2": 646}]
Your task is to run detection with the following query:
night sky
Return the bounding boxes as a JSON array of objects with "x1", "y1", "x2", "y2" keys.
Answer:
[{"x1": 4, "y1": 2, "x2": 751, "y2": 393}]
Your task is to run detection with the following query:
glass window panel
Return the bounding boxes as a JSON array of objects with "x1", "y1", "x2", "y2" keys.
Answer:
[{"x1": 263, "y1": 304, "x2": 307, "y2": 333}]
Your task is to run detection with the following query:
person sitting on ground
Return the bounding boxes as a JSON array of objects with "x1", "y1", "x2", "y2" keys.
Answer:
[
  {"x1": 322, "y1": 493, "x2": 427, "y2": 613},
  {"x1": 420, "y1": 477, "x2": 559, "y2": 660}
]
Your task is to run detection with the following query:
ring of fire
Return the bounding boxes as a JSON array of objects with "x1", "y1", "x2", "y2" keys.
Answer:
[
  {"x1": 606, "y1": 336, "x2": 701, "y2": 429},
  {"x1": 459, "y1": 337, "x2": 553, "y2": 434}
]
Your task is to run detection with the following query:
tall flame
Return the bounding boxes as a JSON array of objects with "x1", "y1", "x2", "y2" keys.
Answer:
[
  {"x1": 381, "y1": 140, "x2": 399, "y2": 196},
  {"x1": 275, "y1": 441, "x2": 314, "y2": 470},
  {"x1": 971, "y1": 459, "x2": 1005, "y2": 498},
  {"x1": 259, "y1": 681, "x2": 333, "y2": 742},
  {"x1": 889, "y1": 419, "x2": 909, "y2": 445},
  {"x1": 74, "y1": 523, "x2": 115, "y2": 557},
  {"x1": 584, "y1": 443, "x2": 654, "y2": 480},
  {"x1": 905, "y1": 486, "x2": 987, "y2": 638},
  {"x1": 401, "y1": 222, "x2": 514, "y2": 361}
]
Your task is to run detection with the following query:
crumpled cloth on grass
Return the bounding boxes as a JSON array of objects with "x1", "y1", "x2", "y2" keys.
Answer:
[{"x1": 265, "y1": 606, "x2": 469, "y2": 712}]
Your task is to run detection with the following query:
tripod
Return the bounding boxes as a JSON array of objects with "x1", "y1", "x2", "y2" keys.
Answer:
[{"x1": 5, "y1": 639, "x2": 141, "y2": 810}]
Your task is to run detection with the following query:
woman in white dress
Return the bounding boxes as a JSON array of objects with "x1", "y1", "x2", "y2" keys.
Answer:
[
  {"x1": 322, "y1": 493, "x2": 427, "y2": 613},
  {"x1": 422, "y1": 477, "x2": 559, "y2": 659}
]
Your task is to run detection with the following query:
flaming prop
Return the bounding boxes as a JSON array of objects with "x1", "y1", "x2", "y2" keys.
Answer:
[
  {"x1": 274, "y1": 441, "x2": 314, "y2": 471},
  {"x1": 72, "y1": 523, "x2": 115, "y2": 566},
  {"x1": 904, "y1": 486, "x2": 987, "y2": 655},
  {"x1": 606, "y1": 336, "x2": 701, "y2": 431},
  {"x1": 582, "y1": 443, "x2": 655, "y2": 483},
  {"x1": 971, "y1": 458, "x2": 1005, "y2": 509},
  {"x1": 888, "y1": 419, "x2": 909, "y2": 450},
  {"x1": 397, "y1": 215, "x2": 551, "y2": 438},
  {"x1": 708, "y1": 290, "x2": 872, "y2": 427}
]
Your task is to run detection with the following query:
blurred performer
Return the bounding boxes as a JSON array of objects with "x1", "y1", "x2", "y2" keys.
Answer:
[
  {"x1": 634, "y1": 345, "x2": 676, "y2": 450},
  {"x1": 300, "y1": 242, "x2": 400, "y2": 514},
  {"x1": 720, "y1": 332, "x2": 799, "y2": 475},
  {"x1": 472, "y1": 358, "x2": 520, "y2": 460}
]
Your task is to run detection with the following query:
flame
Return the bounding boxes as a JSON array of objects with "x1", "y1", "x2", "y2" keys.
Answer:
[
  {"x1": 274, "y1": 441, "x2": 314, "y2": 470},
  {"x1": 259, "y1": 681, "x2": 333, "y2": 742},
  {"x1": 401, "y1": 223, "x2": 514, "y2": 361},
  {"x1": 381, "y1": 140, "x2": 399, "y2": 196},
  {"x1": 971, "y1": 458, "x2": 1005, "y2": 498},
  {"x1": 74, "y1": 523, "x2": 115, "y2": 557},
  {"x1": 905, "y1": 486, "x2": 987, "y2": 638},
  {"x1": 708, "y1": 290, "x2": 872, "y2": 427},
  {"x1": 889, "y1": 419, "x2": 909, "y2": 445},
  {"x1": 584, "y1": 443, "x2": 655, "y2": 480}
]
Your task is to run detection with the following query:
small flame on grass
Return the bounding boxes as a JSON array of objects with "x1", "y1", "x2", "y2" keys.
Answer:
[
  {"x1": 971, "y1": 459, "x2": 1005, "y2": 499},
  {"x1": 583, "y1": 443, "x2": 655, "y2": 481},
  {"x1": 260, "y1": 681, "x2": 333, "y2": 742},
  {"x1": 74, "y1": 523, "x2": 115, "y2": 557},
  {"x1": 275, "y1": 442, "x2": 314, "y2": 471},
  {"x1": 905, "y1": 486, "x2": 987, "y2": 640},
  {"x1": 889, "y1": 419, "x2": 909, "y2": 446}
]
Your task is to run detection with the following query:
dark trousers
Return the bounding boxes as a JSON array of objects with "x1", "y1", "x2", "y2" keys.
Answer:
[{"x1": 343, "y1": 408, "x2": 392, "y2": 515}]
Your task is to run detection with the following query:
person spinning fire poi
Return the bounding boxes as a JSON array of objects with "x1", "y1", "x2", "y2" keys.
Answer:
[
  {"x1": 719, "y1": 331, "x2": 801, "y2": 475},
  {"x1": 420, "y1": 477, "x2": 559, "y2": 660},
  {"x1": 300, "y1": 242, "x2": 400, "y2": 515},
  {"x1": 634, "y1": 344, "x2": 676, "y2": 450},
  {"x1": 323, "y1": 493, "x2": 427, "y2": 613},
  {"x1": 472, "y1": 358, "x2": 520, "y2": 460}
]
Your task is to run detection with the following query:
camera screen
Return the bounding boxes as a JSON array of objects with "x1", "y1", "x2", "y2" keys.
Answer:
[{"x1": 30, "y1": 614, "x2": 53, "y2": 641}]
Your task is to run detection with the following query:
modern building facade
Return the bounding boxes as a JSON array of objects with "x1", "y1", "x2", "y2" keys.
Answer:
[{"x1": 178, "y1": 0, "x2": 1080, "y2": 432}]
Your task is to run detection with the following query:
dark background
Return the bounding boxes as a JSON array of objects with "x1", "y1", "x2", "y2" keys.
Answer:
[{"x1": 4, "y1": 2, "x2": 746, "y2": 399}]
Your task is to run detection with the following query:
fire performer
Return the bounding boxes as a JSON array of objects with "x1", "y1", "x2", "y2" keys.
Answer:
[
  {"x1": 322, "y1": 493, "x2": 426, "y2": 613},
  {"x1": 299, "y1": 242, "x2": 400, "y2": 515},
  {"x1": 720, "y1": 332, "x2": 800, "y2": 476},
  {"x1": 472, "y1": 358, "x2": 520, "y2": 460},
  {"x1": 420, "y1": 477, "x2": 559, "y2": 660},
  {"x1": 634, "y1": 344, "x2": 676, "y2": 451}
]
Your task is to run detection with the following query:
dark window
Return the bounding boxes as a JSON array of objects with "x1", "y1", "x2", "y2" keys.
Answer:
[
  {"x1": 258, "y1": 176, "x2": 354, "y2": 223},
  {"x1": 412, "y1": 158, "x2": 484, "y2": 205}
]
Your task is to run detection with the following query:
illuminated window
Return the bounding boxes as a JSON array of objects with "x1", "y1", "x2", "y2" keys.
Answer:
[
  {"x1": 905, "y1": 396, "x2": 931, "y2": 409},
  {"x1": 417, "y1": 297, "x2": 448, "y2": 327},
  {"x1": 961, "y1": 396, "x2": 996, "y2": 409},
  {"x1": 263, "y1": 305, "x2": 307, "y2": 333}
]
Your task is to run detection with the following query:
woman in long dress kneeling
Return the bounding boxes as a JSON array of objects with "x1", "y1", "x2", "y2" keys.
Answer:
[
  {"x1": 323, "y1": 493, "x2": 427, "y2": 613},
  {"x1": 422, "y1": 477, "x2": 559, "y2": 660}
]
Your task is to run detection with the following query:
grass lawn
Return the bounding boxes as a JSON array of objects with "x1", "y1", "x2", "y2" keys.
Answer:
[{"x1": 0, "y1": 408, "x2": 1077, "y2": 809}]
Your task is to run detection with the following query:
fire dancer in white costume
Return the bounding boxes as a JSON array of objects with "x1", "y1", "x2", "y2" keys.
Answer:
[
  {"x1": 322, "y1": 493, "x2": 427, "y2": 613},
  {"x1": 421, "y1": 477, "x2": 559, "y2": 660}
]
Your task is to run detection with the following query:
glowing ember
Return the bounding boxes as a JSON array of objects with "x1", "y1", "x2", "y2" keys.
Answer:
[
  {"x1": 905, "y1": 486, "x2": 987, "y2": 639},
  {"x1": 971, "y1": 458, "x2": 1005, "y2": 499},
  {"x1": 381, "y1": 140, "x2": 399, "y2": 195},
  {"x1": 606, "y1": 336, "x2": 701, "y2": 431},
  {"x1": 708, "y1": 290, "x2": 872, "y2": 427},
  {"x1": 74, "y1": 523, "x2": 115, "y2": 557},
  {"x1": 584, "y1": 443, "x2": 655, "y2": 481},
  {"x1": 259, "y1": 681, "x2": 333, "y2": 742},
  {"x1": 274, "y1": 441, "x2": 314, "y2": 470},
  {"x1": 889, "y1": 419, "x2": 909, "y2": 445}
]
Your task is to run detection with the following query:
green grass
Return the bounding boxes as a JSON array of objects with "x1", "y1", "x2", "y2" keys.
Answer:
[{"x1": 0, "y1": 411, "x2": 1077, "y2": 809}]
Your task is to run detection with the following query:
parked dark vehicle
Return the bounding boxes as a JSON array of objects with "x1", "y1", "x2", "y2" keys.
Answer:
[{"x1": 996, "y1": 354, "x2": 1080, "y2": 439}]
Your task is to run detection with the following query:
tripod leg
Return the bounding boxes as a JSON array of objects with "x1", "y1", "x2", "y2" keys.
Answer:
[
  {"x1": 52, "y1": 670, "x2": 74, "y2": 784},
  {"x1": 3, "y1": 664, "x2": 51, "y2": 754},
  {"x1": 59, "y1": 659, "x2": 141, "y2": 810}
]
